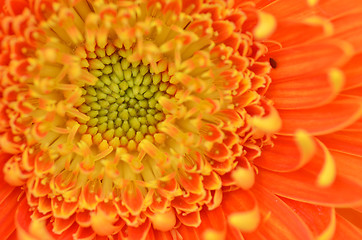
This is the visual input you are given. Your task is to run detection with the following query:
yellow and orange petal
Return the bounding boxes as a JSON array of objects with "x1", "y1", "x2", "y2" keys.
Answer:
[{"x1": 1, "y1": 0, "x2": 362, "y2": 239}]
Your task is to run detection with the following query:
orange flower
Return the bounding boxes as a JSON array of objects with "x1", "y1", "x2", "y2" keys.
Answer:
[{"x1": 1, "y1": 0, "x2": 362, "y2": 239}]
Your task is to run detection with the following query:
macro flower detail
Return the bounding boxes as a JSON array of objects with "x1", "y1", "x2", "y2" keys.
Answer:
[{"x1": 1, "y1": 0, "x2": 362, "y2": 240}]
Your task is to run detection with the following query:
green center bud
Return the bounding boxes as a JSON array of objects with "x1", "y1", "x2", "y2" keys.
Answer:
[{"x1": 78, "y1": 43, "x2": 174, "y2": 148}]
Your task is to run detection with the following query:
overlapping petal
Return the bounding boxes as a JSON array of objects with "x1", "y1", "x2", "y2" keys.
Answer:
[{"x1": 0, "y1": 0, "x2": 362, "y2": 239}]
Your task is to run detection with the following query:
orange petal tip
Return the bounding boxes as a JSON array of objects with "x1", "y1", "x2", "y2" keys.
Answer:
[
  {"x1": 251, "y1": 106, "x2": 281, "y2": 133},
  {"x1": 228, "y1": 206, "x2": 260, "y2": 233},
  {"x1": 150, "y1": 209, "x2": 176, "y2": 231},
  {"x1": 294, "y1": 129, "x2": 317, "y2": 168},
  {"x1": 231, "y1": 167, "x2": 255, "y2": 190},
  {"x1": 316, "y1": 140, "x2": 336, "y2": 188},
  {"x1": 253, "y1": 12, "x2": 277, "y2": 40},
  {"x1": 307, "y1": 0, "x2": 319, "y2": 6}
]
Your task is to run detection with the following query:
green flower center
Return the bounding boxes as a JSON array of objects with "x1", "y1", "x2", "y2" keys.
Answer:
[{"x1": 77, "y1": 43, "x2": 175, "y2": 150}]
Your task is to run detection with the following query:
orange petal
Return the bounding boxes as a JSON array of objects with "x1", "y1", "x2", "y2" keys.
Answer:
[
  {"x1": 0, "y1": 153, "x2": 15, "y2": 201},
  {"x1": 267, "y1": 69, "x2": 344, "y2": 109},
  {"x1": 53, "y1": 215, "x2": 76, "y2": 235},
  {"x1": 318, "y1": 130, "x2": 362, "y2": 157},
  {"x1": 197, "y1": 207, "x2": 227, "y2": 239},
  {"x1": 300, "y1": 139, "x2": 337, "y2": 188},
  {"x1": 181, "y1": 0, "x2": 201, "y2": 14},
  {"x1": 205, "y1": 142, "x2": 232, "y2": 162},
  {"x1": 212, "y1": 20, "x2": 234, "y2": 43},
  {"x1": 80, "y1": 180, "x2": 102, "y2": 210},
  {"x1": 151, "y1": 228, "x2": 174, "y2": 240},
  {"x1": 269, "y1": 19, "x2": 330, "y2": 49},
  {"x1": 90, "y1": 203, "x2": 120, "y2": 236},
  {"x1": 332, "y1": 150, "x2": 362, "y2": 186},
  {"x1": 281, "y1": 198, "x2": 336, "y2": 239},
  {"x1": 333, "y1": 214, "x2": 362, "y2": 239},
  {"x1": 354, "y1": 205, "x2": 362, "y2": 214},
  {"x1": 3, "y1": 0, "x2": 29, "y2": 16},
  {"x1": 0, "y1": 188, "x2": 22, "y2": 238},
  {"x1": 54, "y1": 223, "x2": 77, "y2": 240},
  {"x1": 150, "y1": 209, "x2": 176, "y2": 232},
  {"x1": 342, "y1": 86, "x2": 362, "y2": 97},
  {"x1": 177, "y1": 171, "x2": 205, "y2": 194},
  {"x1": 251, "y1": 105, "x2": 281, "y2": 133},
  {"x1": 257, "y1": 167, "x2": 362, "y2": 206},
  {"x1": 225, "y1": 12, "x2": 246, "y2": 31},
  {"x1": 177, "y1": 224, "x2": 200, "y2": 240},
  {"x1": 336, "y1": 208, "x2": 362, "y2": 230},
  {"x1": 332, "y1": 11, "x2": 362, "y2": 53},
  {"x1": 262, "y1": 0, "x2": 311, "y2": 21},
  {"x1": 73, "y1": 226, "x2": 96, "y2": 240},
  {"x1": 269, "y1": 41, "x2": 350, "y2": 80},
  {"x1": 203, "y1": 171, "x2": 222, "y2": 190},
  {"x1": 200, "y1": 123, "x2": 223, "y2": 142},
  {"x1": 342, "y1": 53, "x2": 362, "y2": 90},
  {"x1": 255, "y1": 0, "x2": 279, "y2": 8},
  {"x1": 122, "y1": 183, "x2": 144, "y2": 216},
  {"x1": 51, "y1": 198, "x2": 78, "y2": 219},
  {"x1": 254, "y1": 130, "x2": 316, "y2": 172},
  {"x1": 244, "y1": 185, "x2": 314, "y2": 240},
  {"x1": 278, "y1": 96, "x2": 362, "y2": 135},
  {"x1": 126, "y1": 220, "x2": 151, "y2": 240},
  {"x1": 253, "y1": 11, "x2": 276, "y2": 40},
  {"x1": 222, "y1": 189, "x2": 260, "y2": 233},
  {"x1": 318, "y1": 0, "x2": 362, "y2": 18},
  {"x1": 176, "y1": 211, "x2": 201, "y2": 227},
  {"x1": 16, "y1": 199, "x2": 55, "y2": 240},
  {"x1": 225, "y1": 224, "x2": 244, "y2": 240},
  {"x1": 76, "y1": 211, "x2": 91, "y2": 227},
  {"x1": 343, "y1": 117, "x2": 362, "y2": 131}
]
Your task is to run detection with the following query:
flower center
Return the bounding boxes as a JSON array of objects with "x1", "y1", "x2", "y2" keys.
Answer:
[{"x1": 77, "y1": 43, "x2": 174, "y2": 150}]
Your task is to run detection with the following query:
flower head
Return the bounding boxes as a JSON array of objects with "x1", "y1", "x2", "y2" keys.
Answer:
[{"x1": 1, "y1": 0, "x2": 362, "y2": 239}]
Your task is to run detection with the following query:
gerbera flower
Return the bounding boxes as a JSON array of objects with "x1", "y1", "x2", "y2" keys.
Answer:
[{"x1": 1, "y1": 0, "x2": 362, "y2": 239}]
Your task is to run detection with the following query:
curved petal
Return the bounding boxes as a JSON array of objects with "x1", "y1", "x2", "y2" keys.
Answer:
[
  {"x1": 177, "y1": 224, "x2": 200, "y2": 240},
  {"x1": 148, "y1": 228, "x2": 174, "y2": 240},
  {"x1": 332, "y1": 150, "x2": 362, "y2": 186},
  {"x1": 267, "y1": 69, "x2": 344, "y2": 109},
  {"x1": 344, "y1": 117, "x2": 362, "y2": 131},
  {"x1": 278, "y1": 96, "x2": 362, "y2": 136},
  {"x1": 318, "y1": 130, "x2": 362, "y2": 157},
  {"x1": 72, "y1": 226, "x2": 96, "y2": 240},
  {"x1": 342, "y1": 53, "x2": 362, "y2": 90},
  {"x1": 304, "y1": 139, "x2": 336, "y2": 188},
  {"x1": 333, "y1": 214, "x2": 362, "y2": 240},
  {"x1": 336, "y1": 208, "x2": 362, "y2": 230},
  {"x1": 262, "y1": 0, "x2": 312, "y2": 21},
  {"x1": 222, "y1": 189, "x2": 260, "y2": 233},
  {"x1": 281, "y1": 198, "x2": 336, "y2": 240},
  {"x1": 226, "y1": 224, "x2": 245, "y2": 240},
  {"x1": 154, "y1": 230, "x2": 173, "y2": 240},
  {"x1": 176, "y1": 210, "x2": 201, "y2": 227},
  {"x1": 15, "y1": 198, "x2": 54, "y2": 240},
  {"x1": 269, "y1": 41, "x2": 350, "y2": 80},
  {"x1": 0, "y1": 152, "x2": 15, "y2": 203},
  {"x1": 318, "y1": 0, "x2": 362, "y2": 19},
  {"x1": 269, "y1": 19, "x2": 331, "y2": 49},
  {"x1": 0, "y1": 187, "x2": 22, "y2": 238},
  {"x1": 256, "y1": 167, "x2": 362, "y2": 207},
  {"x1": 196, "y1": 207, "x2": 227, "y2": 240},
  {"x1": 342, "y1": 86, "x2": 362, "y2": 97},
  {"x1": 331, "y1": 11, "x2": 362, "y2": 53},
  {"x1": 127, "y1": 220, "x2": 151, "y2": 240},
  {"x1": 243, "y1": 184, "x2": 314, "y2": 240},
  {"x1": 254, "y1": 130, "x2": 316, "y2": 172}
]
